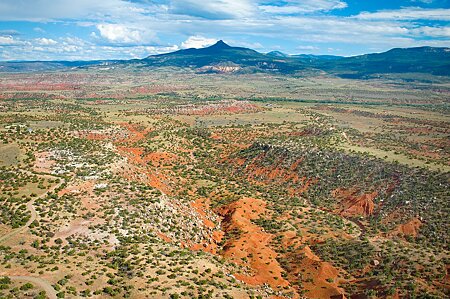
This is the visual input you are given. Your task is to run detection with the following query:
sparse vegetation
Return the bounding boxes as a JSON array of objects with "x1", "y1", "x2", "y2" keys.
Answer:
[{"x1": 0, "y1": 69, "x2": 448, "y2": 298}]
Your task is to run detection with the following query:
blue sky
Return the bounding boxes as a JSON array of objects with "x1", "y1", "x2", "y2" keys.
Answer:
[{"x1": 0, "y1": 0, "x2": 449, "y2": 61}]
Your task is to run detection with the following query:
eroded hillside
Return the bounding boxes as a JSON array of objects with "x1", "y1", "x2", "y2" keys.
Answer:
[{"x1": 0, "y1": 71, "x2": 448, "y2": 298}]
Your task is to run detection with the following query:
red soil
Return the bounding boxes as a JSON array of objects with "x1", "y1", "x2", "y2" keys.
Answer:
[
  {"x1": 58, "y1": 181, "x2": 94, "y2": 197},
  {"x1": 293, "y1": 246, "x2": 345, "y2": 298},
  {"x1": 144, "y1": 152, "x2": 177, "y2": 167},
  {"x1": 332, "y1": 188, "x2": 377, "y2": 217},
  {"x1": 118, "y1": 146, "x2": 177, "y2": 166},
  {"x1": 116, "y1": 145, "x2": 174, "y2": 194},
  {"x1": 393, "y1": 217, "x2": 422, "y2": 237},
  {"x1": 146, "y1": 172, "x2": 171, "y2": 194},
  {"x1": 157, "y1": 232, "x2": 172, "y2": 243},
  {"x1": 117, "y1": 123, "x2": 152, "y2": 143},
  {"x1": 216, "y1": 197, "x2": 291, "y2": 290},
  {"x1": 118, "y1": 146, "x2": 144, "y2": 162},
  {"x1": 274, "y1": 215, "x2": 346, "y2": 298},
  {"x1": 189, "y1": 230, "x2": 224, "y2": 255},
  {"x1": 189, "y1": 196, "x2": 223, "y2": 254},
  {"x1": 230, "y1": 154, "x2": 314, "y2": 198},
  {"x1": 190, "y1": 197, "x2": 216, "y2": 228}
]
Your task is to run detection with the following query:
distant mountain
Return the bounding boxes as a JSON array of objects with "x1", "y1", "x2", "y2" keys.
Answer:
[
  {"x1": 1, "y1": 41, "x2": 449, "y2": 78},
  {"x1": 142, "y1": 42, "x2": 450, "y2": 77},
  {"x1": 266, "y1": 51, "x2": 290, "y2": 58},
  {"x1": 142, "y1": 40, "x2": 305, "y2": 73},
  {"x1": 0, "y1": 60, "x2": 116, "y2": 72},
  {"x1": 321, "y1": 47, "x2": 450, "y2": 78},
  {"x1": 265, "y1": 51, "x2": 343, "y2": 61}
]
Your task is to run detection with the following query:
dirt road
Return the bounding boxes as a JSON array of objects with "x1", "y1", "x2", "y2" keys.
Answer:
[
  {"x1": 8, "y1": 276, "x2": 57, "y2": 299},
  {"x1": 0, "y1": 172, "x2": 63, "y2": 299},
  {"x1": 0, "y1": 174, "x2": 64, "y2": 243}
]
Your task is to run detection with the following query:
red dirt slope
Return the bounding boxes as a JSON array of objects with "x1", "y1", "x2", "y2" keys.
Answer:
[
  {"x1": 216, "y1": 197, "x2": 291, "y2": 290},
  {"x1": 332, "y1": 188, "x2": 377, "y2": 217}
]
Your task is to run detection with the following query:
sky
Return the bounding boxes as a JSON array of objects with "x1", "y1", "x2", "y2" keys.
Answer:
[{"x1": 0, "y1": 0, "x2": 449, "y2": 61}]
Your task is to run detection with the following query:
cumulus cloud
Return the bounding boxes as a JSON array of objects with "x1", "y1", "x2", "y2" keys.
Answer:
[
  {"x1": 0, "y1": 35, "x2": 180, "y2": 61},
  {"x1": 35, "y1": 38, "x2": 58, "y2": 45},
  {"x1": 181, "y1": 36, "x2": 218, "y2": 48},
  {"x1": 96, "y1": 24, "x2": 156, "y2": 45},
  {"x1": 0, "y1": 35, "x2": 24, "y2": 46}
]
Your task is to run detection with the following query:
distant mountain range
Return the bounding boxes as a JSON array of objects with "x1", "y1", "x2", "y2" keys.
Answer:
[
  {"x1": 1, "y1": 40, "x2": 449, "y2": 78},
  {"x1": 318, "y1": 46, "x2": 450, "y2": 78}
]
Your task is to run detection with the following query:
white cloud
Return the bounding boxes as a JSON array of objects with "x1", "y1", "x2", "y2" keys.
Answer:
[
  {"x1": 0, "y1": 0, "x2": 156, "y2": 22},
  {"x1": 132, "y1": 45, "x2": 180, "y2": 58},
  {"x1": 96, "y1": 24, "x2": 155, "y2": 44},
  {"x1": 0, "y1": 35, "x2": 23, "y2": 46},
  {"x1": 33, "y1": 27, "x2": 45, "y2": 33},
  {"x1": 169, "y1": 0, "x2": 256, "y2": 19},
  {"x1": 260, "y1": 0, "x2": 347, "y2": 14},
  {"x1": 276, "y1": 16, "x2": 409, "y2": 38},
  {"x1": 60, "y1": 45, "x2": 81, "y2": 52},
  {"x1": 35, "y1": 38, "x2": 58, "y2": 45},
  {"x1": 181, "y1": 36, "x2": 218, "y2": 48},
  {"x1": 411, "y1": 26, "x2": 450, "y2": 38},
  {"x1": 230, "y1": 40, "x2": 264, "y2": 49},
  {"x1": 61, "y1": 37, "x2": 87, "y2": 46},
  {"x1": 355, "y1": 8, "x2": 450, "y2": 21},
  {"x1": 0, "y1": 35, "x2": 181, "y2": 61},
  {"x1": 297, "y1": 45, "x2": 319, "y2": 51}
]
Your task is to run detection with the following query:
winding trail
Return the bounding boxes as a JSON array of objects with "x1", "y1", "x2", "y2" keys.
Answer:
[
  {"x1": 0, "y1": 174, "x2": 64, "y2": 243},
  {"x1": 8, "y1": 276, "x2": 58, "y2": 299},
  {"x1": 0, "y1": 171, "x2": 64, "y2": 299}
]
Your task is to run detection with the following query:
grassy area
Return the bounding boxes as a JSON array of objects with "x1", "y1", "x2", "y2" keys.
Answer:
[
  {"x1": 0, "y1": 144, "x2": 21, "y2": 166},
  {"x1": 175, "y1": 107, "x2": 310, "y2": 126},
  {"x1": 339, "y1": 144, "x2": 450, "y2": 172}
]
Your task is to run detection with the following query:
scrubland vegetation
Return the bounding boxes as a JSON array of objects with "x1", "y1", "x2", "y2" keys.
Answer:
[{"x1": 0, "y1": 70, "x2": 448, "y2": 298}]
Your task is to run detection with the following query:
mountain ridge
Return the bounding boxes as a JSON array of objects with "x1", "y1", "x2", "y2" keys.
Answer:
[
  {"x1": 1, "y1": 40, "x2": 449, "y2": 78},
  {"x1": 144, "y1": 41, "x2": 450, "y2": 77}
]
